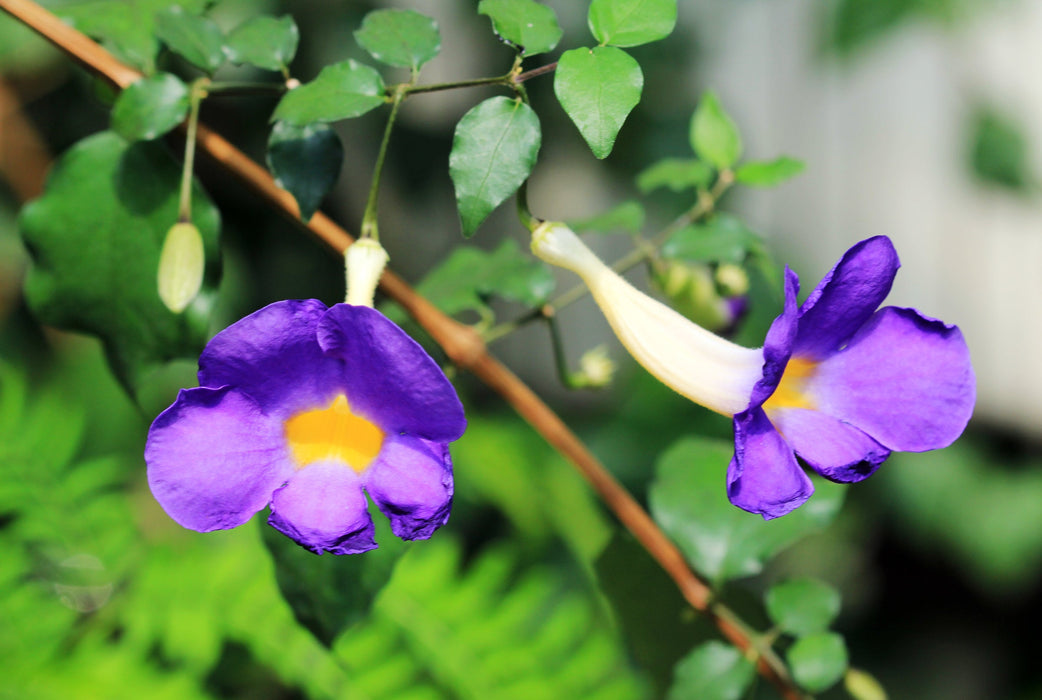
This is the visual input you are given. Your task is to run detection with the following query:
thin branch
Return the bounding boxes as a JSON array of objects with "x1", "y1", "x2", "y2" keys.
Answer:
[{"x1": 0, "y1": 2, "x2": 804, "y2": 697}]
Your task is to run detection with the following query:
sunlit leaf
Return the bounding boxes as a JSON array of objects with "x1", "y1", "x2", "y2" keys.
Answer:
[
  {"x1": 569, "y1": 200, "x2": 645, "y2": 234},
  {"x1": 154, "y1": 5, "x2": 225, "y2": 74},
  {"x1": 667, "y1": 641, "x2": 755, "y2": 700},
  {"x1": 267, "y1": 121, "x2": 343, "y2": 222},
  {"x1": 588, "y1": 0, "x2": 677, "y2": 47},
  {"x1": 449, "y1": 96, "x2": 541, "y2": 236},
  {"x1": 224, "y1": 15, "x2": 299, "y2": 72},
  {"x1": 636, "y1": 157, "x2": 713, "y2": 193},
  {"x1": 735, "y1": 156, "x2": 805, "y2": 187},
  {"x1": 111, "y1": 72, "x2": 189, "y2": 142},
  {"x1": 554, "y1": 46, "x2": 642, "y2": 159},
  {"x1": 765, "y1": 578, "x2": 841, "y2": 637},
  {"x1": 272, "y1": 60, "x2": 386, "y2": 125},
  {"x1": 354, "y1": 8, "x2": 440, "y2": 70},
  {"x1": 648, "y1": 438, "x2": 844, "y2": 586},
  {"x1": 19, "y1": 132, "x2": 221, "y2": 396},
  {"x1": 788, "y1": 632, "x2": 849, "y2": 693},
  {"x1": 478, "y1": 0, "x2": 563, "y2": 56},
  {"x1": 691, "y1": 91, "x2": 742, "y2": 171}
]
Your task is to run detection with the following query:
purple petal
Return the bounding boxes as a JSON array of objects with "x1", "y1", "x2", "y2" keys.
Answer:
[
  {"x1": 809, "y1": 306, "x2": 975, "y2": 452},
  {"x1": 268, "y1": 463, "x2": 376, "y2": 555},
  {"x1": 747, "y1": 268, "x2": 800, "y2": 410},
  {"x1": 794, "y1": 236, "x2": 899, "y2": 360},
  {"x1": 727, "y1": 407, "x2": 814, "y2": 519},
  {"x1": 198, "y1": 300, "x2": 347, "y2": 418},
  {"x1": 767, "y1": 406, "x2": 890, "y2": 483},
  {"x1": 317, "y1": 304, "x2": 466, "y2": 441},
  {"x1": 146, "y1": 386, "x2": 293, "y2": 532},
  {"x1": 364, "y1": 435, "x2": 453, "y2": 541}
]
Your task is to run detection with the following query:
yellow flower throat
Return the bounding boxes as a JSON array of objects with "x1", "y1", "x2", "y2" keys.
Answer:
[
  {"x1": 284, "y1": 395, "x2": 384, "y2": 473},
  {"x1": 762, "y1": 357, "x2": 818, "y2": 412}
]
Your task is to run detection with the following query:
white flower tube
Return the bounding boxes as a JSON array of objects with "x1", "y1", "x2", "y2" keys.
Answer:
[
  {"x1": 345, "y1": 238, "x2": 390, "y2": 308},
  {"x1": 531, "y1": 221, "x2": 764, "y2": 416}
]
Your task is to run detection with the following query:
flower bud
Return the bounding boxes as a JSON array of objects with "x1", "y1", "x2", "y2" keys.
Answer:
[
  {"x1": 573, "y1": 345, "x2": 616, "y2": 388},
  {"x1": 157, "y1": 222, "x2": 205, "y2": 314},
  {"x1": 345, "y1": 238, "x2": 389, "y2": 307}
]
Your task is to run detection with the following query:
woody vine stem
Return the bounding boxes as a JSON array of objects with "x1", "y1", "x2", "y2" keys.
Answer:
[{"x1": 0, "y1": 1, "x2": 805, "y2": 697}]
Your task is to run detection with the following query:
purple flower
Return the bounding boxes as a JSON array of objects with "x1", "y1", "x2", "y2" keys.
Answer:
[
  {"x1": 145, "y1": 300, "x2": 466, "y2": 554},
  {"x1": 727, "y1": 236, "x2": 975, "y2": 518}
]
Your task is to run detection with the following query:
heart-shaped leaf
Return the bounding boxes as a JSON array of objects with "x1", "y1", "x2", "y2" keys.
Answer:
[
  {"x1": 267, "y1": 121, "x2": 344, "y2": 222},
  {"x1": 273, "y1": 60, "x2": 386, "y2": 126},
  {"x1": 478, "y1": 0, "x2": 563, "y2": 56},
  {"x1": 555, "y1": 46, "x2": 643, "y2": 159}
]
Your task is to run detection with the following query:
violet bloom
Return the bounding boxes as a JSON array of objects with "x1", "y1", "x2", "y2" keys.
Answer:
[
  {"x1": 146, "y1": 300, "x2": 466, "y2": 554},
  {"x1": 531, "y1": 223, "x2": 975, "y2": 519}
]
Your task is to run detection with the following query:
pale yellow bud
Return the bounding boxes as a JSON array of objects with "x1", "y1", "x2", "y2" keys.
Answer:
[{"x1": 157, "y1": 222, "x2": 205, "y2": 314}]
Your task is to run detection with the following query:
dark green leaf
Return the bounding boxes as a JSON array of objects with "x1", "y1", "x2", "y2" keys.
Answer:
[
  {"x1": 788, "y1": 632, "x2": 849, "y2": 693},
  {"x1": 262, "y1": 503, "x2": 406, "y2": 647},
  {"x1": 569, "y1": 200, "x2": 645, "y2": 234},
  {"x1": 765, "y1": 578, "x2": 841, "y2": 637},
  {"x1": 19, "y1": 132, "x2": 221, "y2": 396},
  {"x1": 478, "y1": 0, "x2": 563, "y2": 56},
  {"x1": 667, "y1": 641, "x2": 755, "y2": 700},
  {"x1": 449, "y1": 96, "x2": 541, "y2": 236},
  {"x1": 637, "y1": 157, "x2": 714, "y2": 193},
  {"x1": 691, "y1": 91, "x2": 742, "y2": 171},
  {"x1": 154, "y1": 6, "x2": 225, "y2": 74},
  {"x1": 735, "y1": 156, "x2": 805, "y2": 187},
  {"x1": 968, "y1": 105, "x2": 1032, "y2": 191},
  {"x1": 418, "y1": 239, "x2": 554, "y2": 322},
  {"x1": 595, "y1": 531, "x2": 713, "y2": 696},
  {"x1": 224, "y1": 15, "x2": 299, "y2": 72},
  {"x1": 588, "y1": 0, "x2": 677, "y2": 47},
  {"x1": 273, "y1": 60, "x2": 386, "y2": 126},
  {"x1": 661, "y1": 214, "x2": 762, "y2": 265},
  {"x1": 110, "y1": 72, "x2": 189, "y2": 142},
  {"x1": 649, "y1": 438, "x2": 844, "y2": 586},
  {"x1": 554, "y1": 46, "x2": 642, "y2": 159},
  {"x1": 354, "y1": 9, "x2": 440, "y2": 70},
  {"x1": 267, "y1": 121, "x2": 343, "y2": 222}
]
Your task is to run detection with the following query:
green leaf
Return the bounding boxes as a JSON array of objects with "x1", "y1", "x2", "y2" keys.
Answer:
[
  {"x1": 267, "y1": 121, "x2": 343, "y2": 222},
  {"x1": 224, "y1": 15, "x2": 299, "y2": 72},
  {"x1": 735, "y1": 156, "x2": 805, "y2": 187},
  {"x1": 554, "y1": 46, "x2": 643, "y2": 159},
  {"x1": 478, "y1": 0, "x2": 563, "y2": 56},
  {"x1": 637, "y1": 157, "x2": 713, "y2": 193},
  {"x1": 569, "y1": 200, "x2": 645, "y2": 234},
  {"x1": 262, "y1": 503, "x2": 405, "y2": 647},
  {"x1": 354, "y1": 9, "x2": 440, "y2": 71},
  {"x1": 825, "y1": 0, "x2": 919, "y2": 56},
  {"x1": 691, "y1": 91, "x2": 742, "y2": 171},
  {"x1": 661, "y1": 214, "x2": 762, "y2": 265},
  {"x1": 667, "y1": 641, "x2": 755, "y2": 700},
  {"x1": 154, "y1": 6, "x2": 225, "y2": 74},
  {"x1": 968, "y1": 105, "x2": 1032, "y2": 191},
  {"x1": 648, "y1": 438, "x2": 845, "y2": 587},
  {"x1": 418, "y1": 239, "x2": 554, "y2": 322},
  {"x1": 449, "y1": 96, "x2": 541, "y2": 236},
  {"x1": 19, "y1": 132, "x2": 221, "y2": 396},
  {"x1": 588, "y1": 0, "x2": 677, "y2": 47},
  {"x1": 110, "y1": 72, "x2": 189, "y2": 142},
  {"x1": 273, "y1": 60, "x2": 386, "y2": 126},
  {"x1": 765, "y1": 578, "x2": 841, "y2": 637},
  {"x1": 788, "y1": 632, "x2": 849, "y2": 693}
]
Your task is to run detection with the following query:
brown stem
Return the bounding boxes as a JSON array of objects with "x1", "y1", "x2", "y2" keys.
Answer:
[
  {"x1": 514, "y1": 61, "x2": 557, "y2": 83},
  {"x1": 0, "y1": 1, "x2": 804, "y2": 697}
]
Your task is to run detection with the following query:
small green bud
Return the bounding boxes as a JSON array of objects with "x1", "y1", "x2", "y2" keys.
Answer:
[
  {"x1": 573, "y1": 345, "x2": 616, "y2": 388},
  {"x1": 715, "y1": 263, "x2": 749, "y2": 296},
  {"x1": 157, "y1": 222, "x2": 205, "y2": 313}
]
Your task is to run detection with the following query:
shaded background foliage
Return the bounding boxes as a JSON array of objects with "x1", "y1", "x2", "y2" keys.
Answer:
[{"x1": 1, "y1": 0, "x2": 1041, "y2": 699}]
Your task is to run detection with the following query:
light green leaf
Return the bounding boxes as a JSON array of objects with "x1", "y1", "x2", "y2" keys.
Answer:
[
  {"x1": 449, "y1": 96, "x2": 541, "y2": 237},
  {"x1": 267, "y1": 121, "x2": 343, "y2": 222},
  {"x1": 637, "y1": 157, "x2": 713, "y2": 193},
  {"x1": 648, "y1": 438, "x2": 845, "y2": 586},
  {"x1": 667, "y1": 641, "x2": 755, "y2": 700},
  {"x1": 691, "y1": 91, "x2": 742, "y2": 171},
  {"x1": 735, "y1": 156, "x2": 805, "y2": 187},
  {"x1": 354, "y1": 8, "x2": 440, "y2": 71},
  {"x1": 588, "y1": 0, "x2": 677, "y2": 47},
  {"x1": 568, "y1": 200, "x2": 645, "y2": 234},
  {"x1": 19, "y1": 132, "x2": 221, "y2": 396},
  {"x1": 154, "y1": 6, "x2": 225, "y2": 74},
  {"x1": 478, "y1": 0, "x2": 563, "y2": 56},
  {"x1": 554, "y1": 46, "x2": 642, "y2": 159},
  {"x1": 765, "y1": 578, "x2": 841, "y2": 637},
  {"x1": 788, "y1": 632, "x2": 849, "y2": 693},
  {"x1": 272, "y1": 60, "x2": 386, "y2": 126},
  {"x1": 110, "y1": 72, "x2": 189, "y2": 141},
  {"x1": 661, "y1": 214, "x2": 762, "y2": 265},
  {"x1": 224, "y1": 15, "x2": 299, "y2": 72}
]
